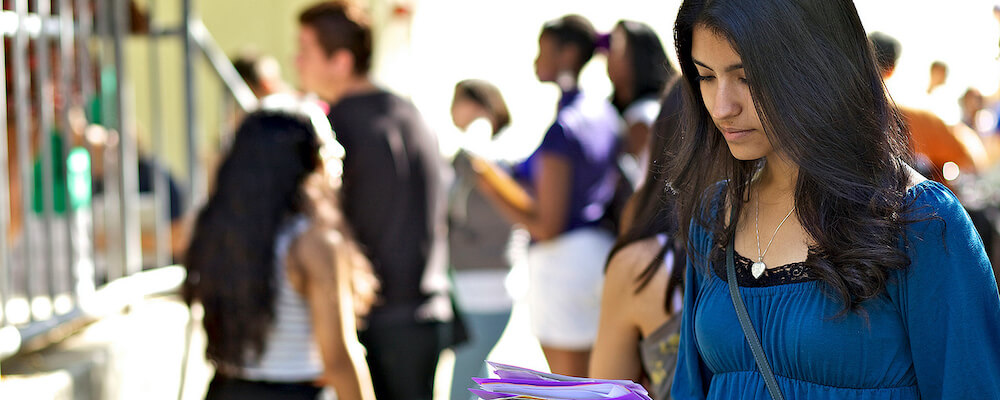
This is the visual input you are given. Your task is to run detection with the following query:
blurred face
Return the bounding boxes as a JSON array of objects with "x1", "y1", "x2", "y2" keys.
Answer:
[
  {"x1": 691, "y1": 25, "x2": 769, "y2": 161},
  {"x1": 606, "y1": 27, "x2": 631, "y2": 98},
  {"x1": 450, "y1": 95, "x2": 482, "y2": 130},
  {"x1": 255, "y1": 57, "x2": 285, "y2": 97},
  {"x1": 534, "y1": 34, "x2": 560, "y2": 82},
  {"x1": 295, "y1": 27, "x2": 338, "y2": 96},
  {"x1": 930, "y1": 65, "x2": 947, "y2": 87},
  {"x1": 962, "y1": 90, "x2": 983, "y2": 114}
]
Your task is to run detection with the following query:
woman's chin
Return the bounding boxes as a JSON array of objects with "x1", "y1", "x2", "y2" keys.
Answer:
[{"x1": 725, "y1": 143, "x2": 766, "y2": 161}]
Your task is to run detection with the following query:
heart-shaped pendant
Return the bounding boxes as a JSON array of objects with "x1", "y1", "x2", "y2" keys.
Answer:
[{"x1": 752, "y1": 261, "x2": 766, "y2": 279}]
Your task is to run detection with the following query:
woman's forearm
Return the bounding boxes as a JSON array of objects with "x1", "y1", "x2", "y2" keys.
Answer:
[
  {"x1": 476, "y1": 153, "x2": 571, "y2": 241},
  {"x1": 321, "y1": 342, "x2": 376, "y2": 400}
]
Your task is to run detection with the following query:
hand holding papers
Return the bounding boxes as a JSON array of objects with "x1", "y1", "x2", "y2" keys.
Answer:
[
  {"x1": 458, "y1": 150, "x2": 534, "y2": 215},
  {"x1": 470, "y1": 362, "x2": 652, "y2": 400}
]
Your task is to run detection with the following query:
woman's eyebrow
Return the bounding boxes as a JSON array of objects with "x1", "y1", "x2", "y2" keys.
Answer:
[{"x1": 693, "y1": 59, "x2": 743, "y2": 72}]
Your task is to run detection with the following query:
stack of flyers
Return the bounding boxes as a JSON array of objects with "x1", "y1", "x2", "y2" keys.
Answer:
[{"x1": 469, "y1": 361, "x2": 652, "y2": 400}]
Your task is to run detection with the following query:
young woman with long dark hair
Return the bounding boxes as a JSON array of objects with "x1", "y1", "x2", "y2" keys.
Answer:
[
  {"x1": 589, "y1": 79, "x2": 685, "y2": 400},
  {"x1": 183, "y1": 98, "x2": 378, "y2": 400},
  {"x1": 605, "y1": 19, "x2": 675, "y2": 186},
  {"x1": 668, "y1": 1, "x2": 1000, "y2": 399}
]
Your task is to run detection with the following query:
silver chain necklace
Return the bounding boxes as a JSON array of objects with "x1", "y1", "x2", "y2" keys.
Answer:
[{"x1": 752, "y1": 192, "x2": 796, "y2": 279}]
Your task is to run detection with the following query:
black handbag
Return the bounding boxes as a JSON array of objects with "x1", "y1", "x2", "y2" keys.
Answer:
[{"x1": 726, "y1": 212, "x2": 786, "y2": 400}]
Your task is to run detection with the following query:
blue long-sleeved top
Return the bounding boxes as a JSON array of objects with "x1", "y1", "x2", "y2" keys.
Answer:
[{"x1": 672, "y1": 180, "x2": 1000, "y2": 399}]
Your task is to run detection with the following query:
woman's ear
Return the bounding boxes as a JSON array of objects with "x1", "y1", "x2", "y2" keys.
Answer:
[{"x1": 557, "y1": 45, "x2": 582, "y2": 74}]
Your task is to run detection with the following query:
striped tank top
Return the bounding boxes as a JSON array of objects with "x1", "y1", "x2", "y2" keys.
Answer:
[{"x1": 240, "y1": 215, "x2": 324, "y2": 382}]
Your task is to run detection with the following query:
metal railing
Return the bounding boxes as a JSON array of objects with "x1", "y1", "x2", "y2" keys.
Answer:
[{"x1": 0, "y1": 0, "x2": 255, "y2": 362}]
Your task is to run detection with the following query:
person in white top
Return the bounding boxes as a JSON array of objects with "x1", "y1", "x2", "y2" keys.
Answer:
[{"x1": 183, "y1": 98, "x2": 378, "y2": 400}]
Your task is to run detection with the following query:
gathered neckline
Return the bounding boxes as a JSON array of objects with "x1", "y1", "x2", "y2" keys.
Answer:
[{"x1": 713, "y1": 250, "x2": 815, "y2": 287}]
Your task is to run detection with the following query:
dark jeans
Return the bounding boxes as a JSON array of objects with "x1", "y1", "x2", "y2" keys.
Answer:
[
  {"x1": 204, "y1": 375, "x2": 321, "y2": 400},
  {"x1": 359, "y1": 321, "x2": 447, "y2": 400}
]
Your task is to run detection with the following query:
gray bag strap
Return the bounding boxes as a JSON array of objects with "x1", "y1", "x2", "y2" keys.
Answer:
[{"x1": 726, "y1": 207, "x2": 785, "y2": 400}]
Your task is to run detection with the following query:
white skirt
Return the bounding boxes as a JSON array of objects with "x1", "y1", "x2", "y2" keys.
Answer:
[{"x1": 526, "y1": 227, "x2": 614, "y2": 350}]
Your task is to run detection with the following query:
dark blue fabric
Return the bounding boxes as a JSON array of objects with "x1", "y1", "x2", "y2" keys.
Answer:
[
  {"x1": 672, "y1": 180, "x2": 1000, "y2": 399},
  {"x1": 513, "y1": 89, "x2": 620, "y2": 234}
]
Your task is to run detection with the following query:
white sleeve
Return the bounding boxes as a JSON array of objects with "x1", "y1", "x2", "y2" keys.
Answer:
[{"x1": 623, "y1": 97, "x2": 661, "y2": 127}]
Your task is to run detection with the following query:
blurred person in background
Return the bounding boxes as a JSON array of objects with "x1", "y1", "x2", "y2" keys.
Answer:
[
  {"x1": 869, "y1": 32, "x2": 989, "y2": 182},
  {"x1": 590, "y1": 79, "x2": 685, "y2": 400},
  {"x1": 927, "y1": 61, "x2": 947, "y2": 95},
  {"x1": 604, "y1": 19, "x2": 676, "y2": 188},
  {"x1": 295, "y1": 2, "x2": 455, "y2": 399},
  {"x1": 476, "y1": 14, "x2": 621, "y2": 377},
  {"x1": 959, "y1": 87, "x2": 996, "y2": 137},
  {"x1": 873, "y1": 35, "x2": 999, "y2": 276},
  {"x1": 923, "y1": 61, "x2": 962, "y2": 126},
  {"x1": 183, "y1": 99, "x2": 378, "y2": 400},
  {"x1": 35, "y1": 32, "x2": 190, "y2": 266},
  {"x1": 446, "y1": 79, "x2": 518, "y2": 400},
  {"x1": 232, "y1": 50, "x2": 291, "y2": 99},
  {"x1": 85, "y1": 123, "x2": 188, "y2": 264}
]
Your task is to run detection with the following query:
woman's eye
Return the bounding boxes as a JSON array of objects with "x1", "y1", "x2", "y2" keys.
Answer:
[{"x1": 695, "y1": 75, "x2": 715, "y2": 82}]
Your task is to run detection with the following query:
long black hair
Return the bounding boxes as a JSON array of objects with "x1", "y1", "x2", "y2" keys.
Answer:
[
  {"x1": 183, "y1": 108, "x2": 323, "y2": 373},
  {"x1": 670, "y1": 0, "x2": 914, "y2": 314},
  {"x1": 610, "y1": 20, "x2": 676, "y2": 112},
  {"x1": 606, "y1": 78, "x2": 686, "y2": 312}
]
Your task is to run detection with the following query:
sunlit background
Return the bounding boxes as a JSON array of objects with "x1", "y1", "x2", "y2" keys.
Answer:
[{"x1": 126, "y1": 0, "x2": 1000, "y2": 179}]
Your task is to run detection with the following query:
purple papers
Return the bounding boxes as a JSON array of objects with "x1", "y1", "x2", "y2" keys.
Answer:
[{"x1": 469, "y1": 362, "x2": 652, "y2": 400}]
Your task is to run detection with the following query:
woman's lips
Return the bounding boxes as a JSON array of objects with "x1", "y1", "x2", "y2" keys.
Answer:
[{"x1": 722, "y1": 128, "x2": 754, "y2": 141}]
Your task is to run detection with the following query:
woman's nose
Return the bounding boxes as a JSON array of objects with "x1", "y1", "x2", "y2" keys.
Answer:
[{"x1": 709, "y1": 83, "x2": 742, "y2": 121}]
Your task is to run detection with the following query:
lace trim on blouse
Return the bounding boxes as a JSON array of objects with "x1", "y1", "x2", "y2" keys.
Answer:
[{"x1": 713, "y1": 251, "x2": 815, "y2": 287}]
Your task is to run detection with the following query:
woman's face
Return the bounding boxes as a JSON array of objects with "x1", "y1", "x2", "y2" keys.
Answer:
[
  {"x1": 450, "y1": 94, "x2": 482, "y2": 131},
  {"x1": 534, "y1": 34, "x2": 562, "y2": 83},
  {"x1": 691, "y1": 25, "x2": 770, "y2": 161},
  {"x1": 606, "y1": 27, "x2": 631, "y2": 98}
]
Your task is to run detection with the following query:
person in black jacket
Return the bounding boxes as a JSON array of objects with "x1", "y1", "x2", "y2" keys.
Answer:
[{"x1": 295, "y1": 2, "x2": 454, "y2": 400}]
